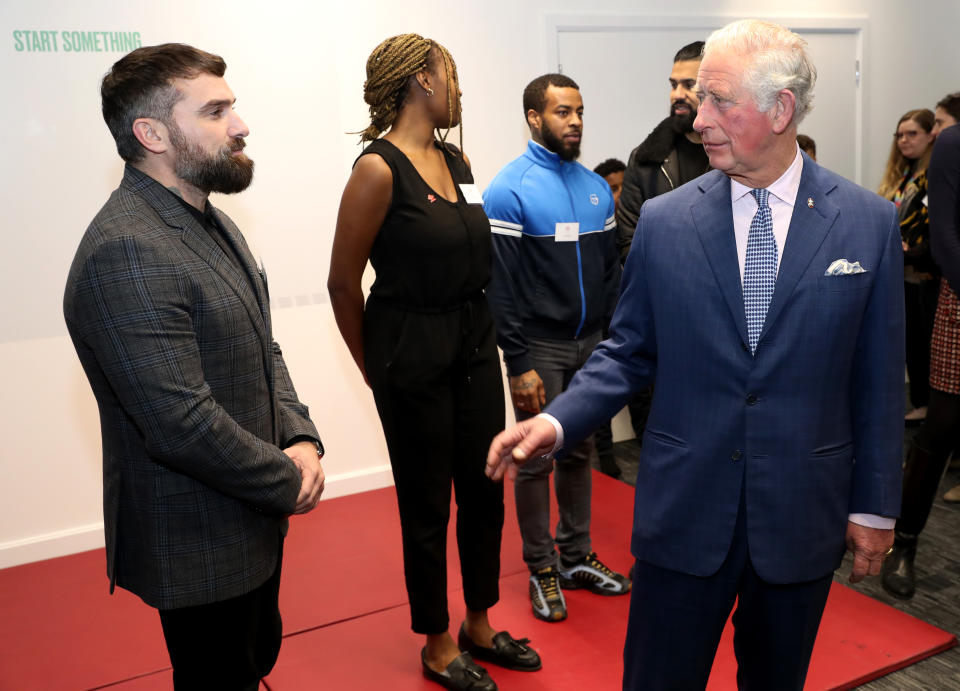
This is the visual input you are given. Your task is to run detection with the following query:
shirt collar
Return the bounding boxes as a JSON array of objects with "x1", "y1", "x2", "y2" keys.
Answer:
[
  {"x1": 730, "y1": 145, "x2": 804, "y2": 207},
  {"x1": 525, "y1": 139, "x2": 565, "y2": 170}
]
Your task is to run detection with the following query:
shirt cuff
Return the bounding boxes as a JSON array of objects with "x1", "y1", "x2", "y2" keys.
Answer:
[
  {"x1": 536, "y1": 413, "x2": 564, "y2": 457},
  {"x1": 848, "y1": 513, "x2": 896, "y2": 530}
]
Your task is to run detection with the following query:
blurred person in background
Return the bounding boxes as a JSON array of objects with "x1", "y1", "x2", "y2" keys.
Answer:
[
  {"x1": 877, "y1": 109, "x2": 938, "y2": 427},
  {"x1": 592, "y1": 156, "x2": 627, "y2": 480},
  {"x1": 797, "y1": 133, "x2": 816, "y2": 160},
  {"x1": 883, "y1": 93, "x2": 960, "y2": 599}
]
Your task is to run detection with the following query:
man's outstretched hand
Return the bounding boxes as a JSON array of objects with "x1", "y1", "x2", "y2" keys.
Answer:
[{"x1": 486, "y1": 417, "x2": 557, "y2": 482}]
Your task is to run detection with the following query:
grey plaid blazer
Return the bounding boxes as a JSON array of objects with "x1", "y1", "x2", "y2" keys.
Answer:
[{"x1": 64, "y1": 165, "x2": 321, "y2": 610}]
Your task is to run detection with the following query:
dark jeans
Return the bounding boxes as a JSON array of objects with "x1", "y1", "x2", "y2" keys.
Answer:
[
  {"x1": 158, "y1": 541, "x2": 284, "y2": 691},
  {"x1": 515, "y1": 332, "x2": 601, "y2": 571}
]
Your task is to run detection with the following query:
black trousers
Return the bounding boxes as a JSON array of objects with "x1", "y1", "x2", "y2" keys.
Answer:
[
  {"x1": 622, "y1": 492, "x2": 833, "y2": 690},
  {"x1": 904, "y1": 279, "x2": 939, "y2": 409},
  {"x1": 365, "y1": 298, "x2": 505, "y2": 634},
  {"x1": 158, "y1": 542, "x2": 284, "y2": 691},
  {"x1": 899, "y1": 388, "x2": 960, "y2": 535}
]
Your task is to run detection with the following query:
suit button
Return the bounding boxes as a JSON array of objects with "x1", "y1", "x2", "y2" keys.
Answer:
[
  {"x1": 746, "y1": 394, "x2": 758, "y2": 405},
  {"x1": 731, "y1": 449, "x2": 742, "y2": 461}
]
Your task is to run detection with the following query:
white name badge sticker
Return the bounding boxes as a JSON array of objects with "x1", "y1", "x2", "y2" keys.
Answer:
[
  {"x1": 459, "y1": 184, "x2": 483, "y2": 204},
  {"x1": 555, "y1": 222, "x2": 580, "y2": 242}
]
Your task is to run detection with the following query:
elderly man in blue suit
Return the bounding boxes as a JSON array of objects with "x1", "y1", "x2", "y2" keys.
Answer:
[{"x1": 487, "y1": 19, "x2": 903, "y2": 690}]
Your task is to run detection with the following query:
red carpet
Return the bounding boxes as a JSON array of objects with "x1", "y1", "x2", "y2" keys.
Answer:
[{"x1": 0, "y1": 471, "x2": 953, "y2": 690}]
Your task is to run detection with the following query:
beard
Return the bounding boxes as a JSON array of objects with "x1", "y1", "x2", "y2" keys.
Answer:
[
  {"x1": 670, "y1": 101, "x2": 697, "y2": 134},
  {"x1": 539, "y1": 123, "x2": 581, "y2": 162},
  {"x1": 168, "y1": 123, "x2": 254, "y2": 194}
]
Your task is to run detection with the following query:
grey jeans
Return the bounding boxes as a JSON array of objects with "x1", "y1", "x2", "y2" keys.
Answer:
[{"x1": 514, "y1": 331, "x2": 601, "y2": 571}]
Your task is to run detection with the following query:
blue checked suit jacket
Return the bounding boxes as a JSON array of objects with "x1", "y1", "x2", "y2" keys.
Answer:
[
  {"x1": 548, "y1": 154, "x2": 904, "y2": 584},
  {"x1": 64, "y1": 165, "x2": 320, "y2": 609}
]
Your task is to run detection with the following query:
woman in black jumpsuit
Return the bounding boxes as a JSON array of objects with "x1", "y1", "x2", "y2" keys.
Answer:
[{"x1": 327, "y1": 34, "x2": 539, "y2": 691}]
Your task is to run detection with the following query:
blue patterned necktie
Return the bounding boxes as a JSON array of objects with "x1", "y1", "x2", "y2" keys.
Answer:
[{"x1": 743, "y1": 188, "x2": 777, "y2": 354}]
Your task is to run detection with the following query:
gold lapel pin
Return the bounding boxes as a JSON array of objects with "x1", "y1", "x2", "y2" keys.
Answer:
[{"x1": 807, "y1": 197, "x2": 815, "y2": 208}]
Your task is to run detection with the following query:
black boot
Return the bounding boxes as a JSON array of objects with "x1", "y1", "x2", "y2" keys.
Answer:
[
  {"x1": 881, "y1": 441, "x2": 951, "y2": 599},
  {"x1": 881, "y1": 532, "x2": 917, "y2": 599}
]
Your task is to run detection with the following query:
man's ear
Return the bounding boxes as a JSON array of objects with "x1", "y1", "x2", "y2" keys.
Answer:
[
  {"x1": 770, "y1": 89, "x2": 797, "y2": 135},
  {"x1": 132, "y1": 117, "x2": 169, "y2": 155},
  {"x1": 526, "y1": 108, "x2": 542, "y2": 133}
]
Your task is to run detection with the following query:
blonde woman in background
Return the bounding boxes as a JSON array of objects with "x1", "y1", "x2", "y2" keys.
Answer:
[{"x1": 878, "y1": 109, "x2": 938, "y2": 426}]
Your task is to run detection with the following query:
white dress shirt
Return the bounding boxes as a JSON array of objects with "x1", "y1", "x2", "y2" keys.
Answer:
[{"x1": 731, "y1": 146, "x2": 803, "y2": 280}]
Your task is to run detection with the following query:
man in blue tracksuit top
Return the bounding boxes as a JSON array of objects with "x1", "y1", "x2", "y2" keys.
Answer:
[{"x1": 483, "y1": 73, "x2": 628, "y2": 623}]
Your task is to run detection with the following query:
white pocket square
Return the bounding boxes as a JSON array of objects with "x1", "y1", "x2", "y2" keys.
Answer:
[{"x1": 824, "y1": 259, "x2": 866, "y2": 276}]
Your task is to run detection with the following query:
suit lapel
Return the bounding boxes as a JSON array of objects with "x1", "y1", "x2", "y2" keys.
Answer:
[
  {"x1": 123, "y1": 166, "x2": 270, "y2": 350},
  {"x1": 691, "y1": 172, "x2": 749, "y2": 346},
  {"x1": 213, "y1": 212, "x2": 270, "y2": 310},
  {"x1": 759, "y1": 160, "x2": 839, "y2": 342},
  {"x1": 177, "y1": 223, "x2": 270, "y2": 344}
]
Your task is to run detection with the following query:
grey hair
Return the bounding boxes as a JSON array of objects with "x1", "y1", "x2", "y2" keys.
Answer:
[{"x1": 703, "y1": 19, "x2": 817, "y2": 124}]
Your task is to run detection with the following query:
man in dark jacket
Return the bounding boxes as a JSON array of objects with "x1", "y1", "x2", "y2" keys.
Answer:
[
  {"x1": 616, "y1": 41, "x2": 711, "y2": 441},
  {"x1": 617, "y1": 41, "x2": 711, "y2": 262}
]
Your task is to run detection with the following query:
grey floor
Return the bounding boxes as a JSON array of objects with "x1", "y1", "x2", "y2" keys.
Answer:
[{"x1": 599, "y1": 424, "x2": 960, "y2": 689}]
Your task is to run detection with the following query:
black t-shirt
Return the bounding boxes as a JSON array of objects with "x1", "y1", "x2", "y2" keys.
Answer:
[{"x1": 168, "y1": 190, "x2": 246, "y2": 274}]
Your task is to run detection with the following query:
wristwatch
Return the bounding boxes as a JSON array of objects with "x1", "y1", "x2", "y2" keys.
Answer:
[{"x1": 289, "y1": 435, "x2": 324, "y2": 459}]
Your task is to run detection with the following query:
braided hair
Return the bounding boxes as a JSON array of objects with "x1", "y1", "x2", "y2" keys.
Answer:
[{"x1": 359, "y1": 33, "x2": 462, "y2": 150}]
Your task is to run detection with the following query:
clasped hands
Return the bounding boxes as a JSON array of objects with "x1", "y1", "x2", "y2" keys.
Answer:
[{"x1": 284, "y1": 440, "x2": 325, "y2": 514}]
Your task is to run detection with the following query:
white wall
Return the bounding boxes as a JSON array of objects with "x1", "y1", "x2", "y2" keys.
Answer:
[{"x1": 2, "y1": 0, "x2": 958, "y2": 568}]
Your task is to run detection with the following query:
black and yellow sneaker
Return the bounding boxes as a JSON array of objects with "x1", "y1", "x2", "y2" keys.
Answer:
[
  {"x1": 529, "y1": 566, "x2": 567, "y2": 622},
  {"x1": 559, "y1": 552, "x2": 631, "y2": 596}
]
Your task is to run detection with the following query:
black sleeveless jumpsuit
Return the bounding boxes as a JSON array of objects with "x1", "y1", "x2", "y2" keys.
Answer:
[{"x1": 360, "y1": 138, "x2": 506, "y2": 634}]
